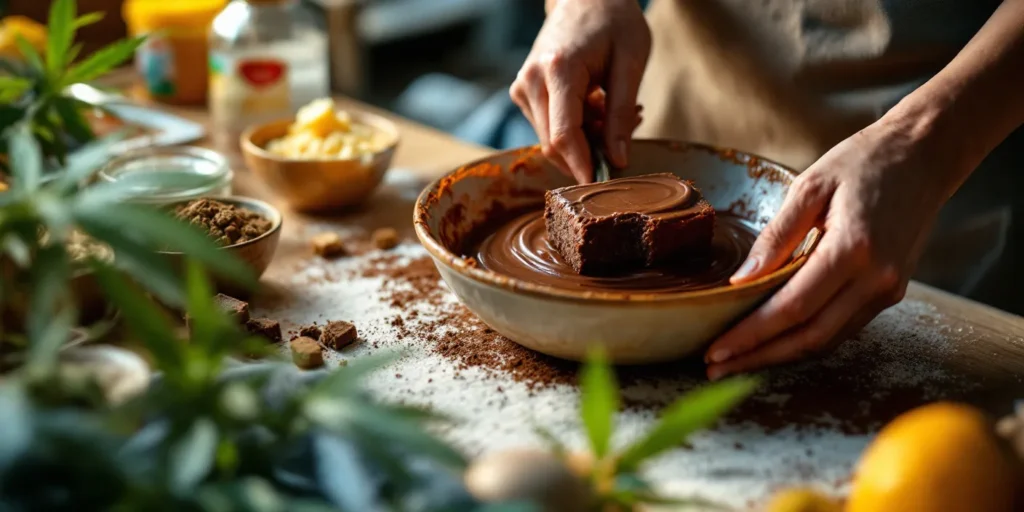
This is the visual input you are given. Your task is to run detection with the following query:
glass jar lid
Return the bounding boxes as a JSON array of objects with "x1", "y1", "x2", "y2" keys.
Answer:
[{"x1": 98, "y1": 146, "x2": 233, "y2": 204}]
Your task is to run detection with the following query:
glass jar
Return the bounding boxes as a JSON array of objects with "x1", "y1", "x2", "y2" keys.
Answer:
[
  {"x1": 208, "y1": 0, "x2": 331, "y2": 150},
  {"x1": 123, "y1": 0, "x2": 227, "y2": 105},
  {"x1": 98, "y1": 146, "x2": 233, "y2": 204}
]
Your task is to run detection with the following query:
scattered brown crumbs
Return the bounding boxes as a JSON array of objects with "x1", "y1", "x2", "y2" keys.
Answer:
[
  {"x1": 371, "y1": 227, "x2": 400, "y2": 250},
  {"x1": 298, "y1": 324, "x2": 322, "y2": 340},
  {"x1": 311, "y1": 232, "x2": 347, "y2": 258}
]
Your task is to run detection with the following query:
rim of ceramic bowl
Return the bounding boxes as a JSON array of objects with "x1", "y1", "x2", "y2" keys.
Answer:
[
  {"x1": 157, "y1": 195, "x2": 283, "y2": 255},
  {"x1": 414, "y1": 140, "x2": 821, "y2": 305},
  {"x1": 240, "y1": 110, "x2": 401, "y2": 163}
]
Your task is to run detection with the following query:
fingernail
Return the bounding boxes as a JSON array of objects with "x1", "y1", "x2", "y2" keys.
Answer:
[
  {"x1": 732, "y1": 256, "x2": 760, "y2": 281},
  {"x1": 707, "y1": 367, "x2": 728, "y2": 381},
  {"x1": 709, "y1": 348, "x2": 732, "y2": 363},
  {"x1": 615, "y1": 139, "x2": 628, "y2": 166}
]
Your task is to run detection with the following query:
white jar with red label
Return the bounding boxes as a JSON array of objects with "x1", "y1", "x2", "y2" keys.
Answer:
[{"x1": 209, "y1": 0, "x2": 330, "y2": 151}]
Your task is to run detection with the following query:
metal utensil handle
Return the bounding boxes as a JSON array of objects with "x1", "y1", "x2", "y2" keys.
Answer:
[{"x1": 588, "y1": 134, "x2": 612, "y2": 183}]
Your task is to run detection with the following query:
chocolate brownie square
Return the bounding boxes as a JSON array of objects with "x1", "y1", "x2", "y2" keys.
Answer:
[
  {"x1": 246, "y1": 317, "x2": 282, "y2": 343},
  {"x1": 321, "y1": 320, "x2": 358, "y2": 350},
  {"x1": 544, "y1": 173, "x2": 715, "y2": 275}
]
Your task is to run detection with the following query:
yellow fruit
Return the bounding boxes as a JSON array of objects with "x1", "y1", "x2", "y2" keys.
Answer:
[
  {"x1": 765, "y1": 488, "x2": 840, "y2": 512},
  {"x1": 0, "y1": 16, "x2": 48, "y2": 59},
  {"x1": 847, "y1": 402, "x2": 1018, "y2": 512}
]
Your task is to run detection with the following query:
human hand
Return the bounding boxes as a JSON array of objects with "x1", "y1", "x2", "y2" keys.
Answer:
[
  {"x1": 704, "y1": 117, "x2": 965, "y2": 380},
  {"x1": 511, "y1": 0, "x2": 651, "y2": 183}
]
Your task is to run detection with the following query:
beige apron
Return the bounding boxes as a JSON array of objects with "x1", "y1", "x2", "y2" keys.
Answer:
[
  {"x1": 634, "y1": 0, "x2": 1021, "y2": 312},
  {"x1": 635, "y1": 0, "x2": 930, "y2": 170}
]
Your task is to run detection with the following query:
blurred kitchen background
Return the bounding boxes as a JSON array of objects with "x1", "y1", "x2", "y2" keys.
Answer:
[{"x1": 3, "y1": 0, "x2": 656, "y2": 151}]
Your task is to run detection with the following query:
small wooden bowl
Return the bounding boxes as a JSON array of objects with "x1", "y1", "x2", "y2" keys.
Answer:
[
  {"x1": 241, "y1": 112, "x2": 400, "y2": 212},
  {"x1": 160, "y1": 196, "x2": 283, "y2": 287}
]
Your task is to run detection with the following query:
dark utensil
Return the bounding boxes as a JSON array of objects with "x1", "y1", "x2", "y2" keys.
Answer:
[{"x1": 587, "y1": 133, "x2": 612, "y2": 182}]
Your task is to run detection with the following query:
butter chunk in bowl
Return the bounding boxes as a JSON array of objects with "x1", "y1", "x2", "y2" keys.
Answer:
[{"x1": 242, "y1": 99, "x2": 399, "y2": 212}]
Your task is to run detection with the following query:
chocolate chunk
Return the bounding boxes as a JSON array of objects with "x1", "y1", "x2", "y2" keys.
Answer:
[
  {"x1": 299, "y1": 324, "x2": 322, "y2": 340},
  {"x1": 246, "y1": 317, "x2": 282, "y2": 342},
  {"x1": 291, "y1": 337, "x2": 324, "y2": 369},
  {"x1": 214, "y1": 293, "x2": 250, "y2": 324},
  {"x1": 311, "y1": 232, "x2": 347, "y2": 258},
  {"x1": 321, "y1": 320, "x2": 357, "y2": 350},
  {"x1": 544, "y1": 174, "x2": 716, "y2": 275},
  {"x1": 371, "y1": 227, "x2": 399, "y2": 250}
]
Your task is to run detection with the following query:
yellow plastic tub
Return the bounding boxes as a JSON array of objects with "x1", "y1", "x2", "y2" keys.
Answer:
[{"x1": 123, "y1": 0, "x2": 226, "y2": 105}]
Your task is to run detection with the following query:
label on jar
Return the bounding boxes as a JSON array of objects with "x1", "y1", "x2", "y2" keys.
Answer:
[
  {"x1": 209, "y1": 52, "x2": 291, "y2": 136},
  {"x1": 137, "y1": 34, "x2": 176, "y2": 97}
]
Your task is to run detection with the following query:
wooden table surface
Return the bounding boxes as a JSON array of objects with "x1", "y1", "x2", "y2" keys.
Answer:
[{"x1": 107, "y1": 72, "x2": 1024, "y2": 507}]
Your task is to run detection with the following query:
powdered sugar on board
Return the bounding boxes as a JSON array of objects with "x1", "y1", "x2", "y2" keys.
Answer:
[{"x1": 257, "y1": 239, "x2": 978, "y2": 510}]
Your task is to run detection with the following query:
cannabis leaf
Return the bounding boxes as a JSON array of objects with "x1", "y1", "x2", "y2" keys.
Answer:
[{"x1": 580, "y1": 347, "x2": 618, "y2": 458}]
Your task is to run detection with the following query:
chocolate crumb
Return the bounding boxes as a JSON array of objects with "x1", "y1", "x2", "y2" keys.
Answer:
[
  {"x1": 214, "y1": 293, "x2": 250, "y2": 324},
  {"x1": 246, "y1": 317, "x2": 282, "y2": 342},
  {"x1": 311, "y1": 232, "x2": 347, "y2": 258},
  {"x1": 321, "y1": 320, "x2": 358, "y2": 350},
  {"x1": 371, "y1": 227, "x2": 399, "y2": 250},
  {"x1": 291, "y1": 337, "x2": 323, "y2": 369},
  {"x1": 299, "y1": 324, "x2": 322, "y2": 339}
]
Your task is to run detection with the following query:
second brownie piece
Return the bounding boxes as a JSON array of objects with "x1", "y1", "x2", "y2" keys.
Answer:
[{"x1": 544, "y1": 173, "x2": 715, "y2": 275}]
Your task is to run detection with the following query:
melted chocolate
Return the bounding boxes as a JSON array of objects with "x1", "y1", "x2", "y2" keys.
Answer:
[
  {"x1": 556, "y1": 173, "x2": 701, "y2": 220},
  {"x1": 473, "y1": 209, "x2": 756, "y2": 293}
]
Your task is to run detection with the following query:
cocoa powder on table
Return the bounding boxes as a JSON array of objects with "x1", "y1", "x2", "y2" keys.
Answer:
[{"x1": 358, "y1": 253, "x2": 984, "y2": 436}]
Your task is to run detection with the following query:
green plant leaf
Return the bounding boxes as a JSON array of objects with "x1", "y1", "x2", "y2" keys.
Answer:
[
  {"x1": 0, "y1": 77, "x2": 31, "y2": 104},
  {"x1": 72, "y1": 200, "x2": 256, "y2": 289},
  {"x1": 580, "y1": 347, "x2": 618, "y2": 459},
  {"x1": 14, "y1": 35, "x2": 45, "y2": 73},
  {"x1": 54, "y1": 135, "x2": 114, "y2": 195},
  {"x1": 169, "y1": 418, "x2": 218, "y2": 494},
  {"x1": 52, "y1": 96, "x2": 96, "y2": 147},
  {"x1": 25, "y1": 244, "x2": 73, "y2": 373},
  {"x1": 8, "y1": 123, "x2": 42, "y2": 191},
  {"x1": 63, "y1": 36, "x2": 146, "y2": 87},
  {"x1": 617, "y1": 377, "x2": 758, "y2": 472},
  {"x1": 312, "y1": 434, "x2": 377, "y2": 511},
  {"x1": 73, "y1": 11, "x2": 105, "y2": 29},
  {"x1": 349, "y1": 403, "x2": 467, "y2": 469},
  {"x1": 74, "y1": 211, "x2": 186, "y2": 306},
  {"x1": 184, "y1": 259, "x2": 224, "y2": 350},
  {"x1": 46, "y1": 0, "x2": 76, "y2": 78},
  {"x1": 88, "y1": 260, "x2": 183, "y2": 371},
  {"x1": 308, "y1": 352, "x2": 398, "y2": 399},
  {"x1": 65, "y1": 42, "x2": 84, "y2": 67},
  {"x1": 197, "y1": 477, "x2": 286, "y2": 512},
  {"x1": 0, "y1": 383, "x2": 33, "y2": 473}
]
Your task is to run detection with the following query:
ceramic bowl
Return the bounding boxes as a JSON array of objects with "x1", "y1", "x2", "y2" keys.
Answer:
[
  {"x1": 241, "y1": 112, "x2": 400, "y2": 212},
  {"x1": 160, "y1": 196, "x2": 283, "y2": 286},
  {"x1": 414, "y1": 141, "x2": 819, "y2": 364}
]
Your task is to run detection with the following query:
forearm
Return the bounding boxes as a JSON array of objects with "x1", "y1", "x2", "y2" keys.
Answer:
[{"x1": 881, "y1": 0, "x2": 1024, "y2": 194}]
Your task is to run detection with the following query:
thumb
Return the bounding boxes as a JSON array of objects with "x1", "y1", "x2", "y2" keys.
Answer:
[
  {"x1": 731, "y1": 178, "x2": 831, "y2": 284},
  {"x1": 603, "y1": 49, "x2": 645, "y2": 167}
]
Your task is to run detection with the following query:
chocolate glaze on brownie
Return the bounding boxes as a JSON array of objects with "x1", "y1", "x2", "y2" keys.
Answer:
[{"x1": 544, "y1": 173, "x2": 715, "y2": 275}]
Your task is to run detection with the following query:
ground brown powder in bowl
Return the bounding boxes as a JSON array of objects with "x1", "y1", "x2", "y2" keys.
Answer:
[{"x1": 175, "y1": 199, "x2": 271, "y2": 246}]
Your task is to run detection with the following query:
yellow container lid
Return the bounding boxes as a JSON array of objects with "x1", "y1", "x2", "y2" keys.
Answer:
[{"x1": 123, "y1": 0, "x2": 227, "y2": 32}]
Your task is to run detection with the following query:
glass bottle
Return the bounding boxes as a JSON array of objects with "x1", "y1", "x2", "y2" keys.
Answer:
[{"x1": 208, "y1": 0, "x2": 330, "y2": 151}]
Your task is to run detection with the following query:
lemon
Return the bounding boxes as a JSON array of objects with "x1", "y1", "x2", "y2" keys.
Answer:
[
  {"x1": 765, "y1": 488, "x2": 840, "y2": 512},
  {"x1": 847, "y1": 402, "x2": 1018, "y2": 512}
]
